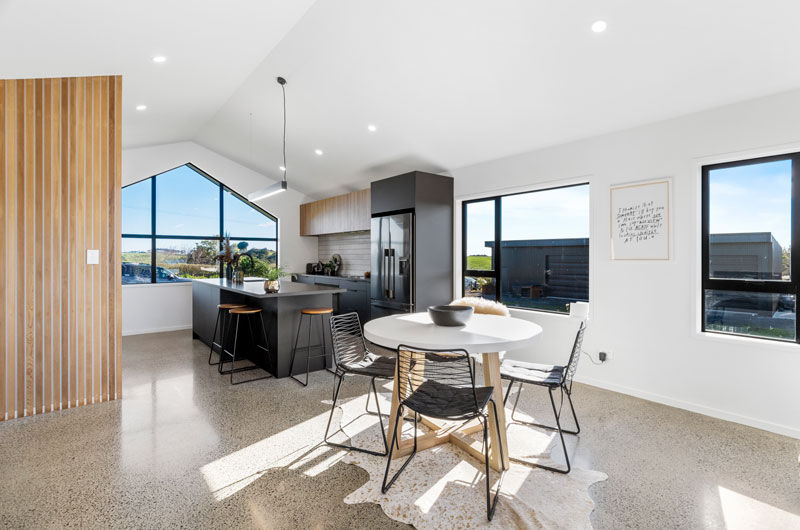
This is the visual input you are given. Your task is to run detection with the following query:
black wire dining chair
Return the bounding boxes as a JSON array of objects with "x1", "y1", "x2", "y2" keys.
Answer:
[
  {"x1": 500, "y1": 321, "x2": 586, "y2": 474},
  {"x1": 323, "y1": 312, "x2": 396, "y2": 456},
  {"x1": 381, "y1": 344, "x2": 505, "y2": 521}
]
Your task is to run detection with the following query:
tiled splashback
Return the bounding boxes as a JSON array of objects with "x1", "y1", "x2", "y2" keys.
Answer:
[{"x1": 317, "y1": 231, "x2": 371, "y2": 277}]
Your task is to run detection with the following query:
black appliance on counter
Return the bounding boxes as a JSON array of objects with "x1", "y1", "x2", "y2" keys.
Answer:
[{"x1": 370, "y1": 171, "x2": 454, "y2": 319}]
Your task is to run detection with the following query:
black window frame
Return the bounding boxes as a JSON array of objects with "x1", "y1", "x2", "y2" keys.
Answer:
[
  {"x1": 461, "y1": 182, "x2": 590, "y2": 314},
  {"x1": 121, "y1": 162, "x2": 279, "y2": 284},
  {"x1": 701, "y1": 152, "x2": 799, "y2": 343}
]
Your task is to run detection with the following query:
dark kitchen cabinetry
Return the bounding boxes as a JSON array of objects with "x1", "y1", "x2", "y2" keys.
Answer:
[
  {"x1": 294, "y1": 275, "x2": 370, "y2": 323},
  {"x1": 370, "y1": 171, "x2": 454, "y2": 317}
]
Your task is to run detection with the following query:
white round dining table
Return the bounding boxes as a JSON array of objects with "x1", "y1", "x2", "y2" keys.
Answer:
[
  {"x1": 364, "y1": 312, "x2": 542, "y2": 472},
  {"x1": 364, "y1": 312, "x2": 542, "y2": 354}
]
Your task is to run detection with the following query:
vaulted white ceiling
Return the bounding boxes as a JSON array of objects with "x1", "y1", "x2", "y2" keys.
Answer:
[
  {"x1": 4, "y1": 0, "x2": 800, "y2": 198},
  {"x1": 0, "y1": 0, "x2": 316, "y2": 146}
]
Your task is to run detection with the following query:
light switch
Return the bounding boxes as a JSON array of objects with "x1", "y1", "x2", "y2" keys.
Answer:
[{"x1": 87, "y1": 249, "x2": 100, "y2": 265}]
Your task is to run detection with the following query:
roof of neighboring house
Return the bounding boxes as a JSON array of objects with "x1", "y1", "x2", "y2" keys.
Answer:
[
  {"x1": 709, "y1": 232, "x2": 782, "y2": 247},
  {"x1": 485, "y1": 238, "x2": 590, "y2": 249}
]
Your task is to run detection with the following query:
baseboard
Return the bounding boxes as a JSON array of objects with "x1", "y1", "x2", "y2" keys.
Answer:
[
  {"x1": 574, "y1": 375, "x2": 800, "y2": 440},
  {"x1": 122, "y1": 324, "x2": 192, "y2": 337}
]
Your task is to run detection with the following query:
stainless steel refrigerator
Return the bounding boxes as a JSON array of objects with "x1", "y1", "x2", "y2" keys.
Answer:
[{"x1": 371, "y1": 213, "x2": 413, "y2": 317}]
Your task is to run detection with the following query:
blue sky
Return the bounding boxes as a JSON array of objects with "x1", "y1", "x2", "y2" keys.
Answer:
[
  {"x1": 466, "y1": 184, "x2": 590, "y2": 256},
  {"x1": 122, "y1": 165, "x2": 277, "y2": 240},
  {"x1": 709, "y1": 160, "x2": 791, "y2": 249}
]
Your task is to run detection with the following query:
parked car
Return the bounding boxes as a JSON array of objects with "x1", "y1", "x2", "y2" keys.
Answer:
[{"x1": 122, "y1": 262, "x2": 183, "y2": 284}]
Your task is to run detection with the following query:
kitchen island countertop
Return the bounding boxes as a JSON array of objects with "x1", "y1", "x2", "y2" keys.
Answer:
[{"x1": 192, "y1": 278, "x2": 346, "y2": 298}]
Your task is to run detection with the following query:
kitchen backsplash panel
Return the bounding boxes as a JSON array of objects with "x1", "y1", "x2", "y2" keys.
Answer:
[{"x1": 318, "y1": 231, "x2": 370, "y2": 277}]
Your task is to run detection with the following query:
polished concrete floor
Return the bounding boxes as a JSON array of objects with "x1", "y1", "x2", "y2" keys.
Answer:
[{"x1": 1, "y1": 330, "x2": 798, "y2": 529}]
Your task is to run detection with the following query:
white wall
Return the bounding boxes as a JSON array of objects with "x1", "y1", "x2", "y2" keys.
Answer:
[
  {"x1": 451, "y1": 89, "x2": 800, "y2": 439},
  {"x1": 121, "y1": 141, "x2": 317, "y2": 335}
]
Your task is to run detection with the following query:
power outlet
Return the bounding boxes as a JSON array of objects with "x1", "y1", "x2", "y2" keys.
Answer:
[{"x1": 598, "y1": 350, "x2": 613, "y2": 363}]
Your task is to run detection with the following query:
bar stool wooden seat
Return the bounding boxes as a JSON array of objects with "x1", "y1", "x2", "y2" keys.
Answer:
[
  {"x1": 289, "y1": 307, "x2": 334, "y2": 386},
  {"x1": 208, "y1": 303, "x2": 247, "y2": 366},
  {"x1": 218, "y1": 306, "x2": 273, "y2": 385}
]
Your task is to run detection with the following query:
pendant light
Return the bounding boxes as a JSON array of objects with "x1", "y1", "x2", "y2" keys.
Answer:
[{"x1": 248, "y1": 76, "x2": 289, "y2": 201}]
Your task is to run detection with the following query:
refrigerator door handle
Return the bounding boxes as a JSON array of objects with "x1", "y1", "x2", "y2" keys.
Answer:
[
  {"x1": 383, "y1": 249, "x2": 388, "y2": 297},
  {"x1": 390, "y1": 248, "x2": 396, "y2": 299}
]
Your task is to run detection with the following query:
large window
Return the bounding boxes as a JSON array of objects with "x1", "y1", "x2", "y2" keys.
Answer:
[
  {"x1": 702, "y1": 154, "x2": 797, "y2": 342},
  {"x1": 462, "y1": 183, "x2": 590, "y2": 313},
  {"x1": 121, "y1": 164, "x2": 278, "y2": 284}
]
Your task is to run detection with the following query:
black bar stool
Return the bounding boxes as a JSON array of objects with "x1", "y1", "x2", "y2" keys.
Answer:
[
  {"x1": 218, "y1": 306, "x2": 273, "y2": 385},
  {"x1": 208, "y1": 303, "x2": 247, "y2": 366},
  {"x1": 289, "y1": 307, "x2": 334, "y2": 386}
]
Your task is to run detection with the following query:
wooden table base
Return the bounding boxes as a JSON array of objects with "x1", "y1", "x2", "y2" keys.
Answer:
[{"x1": 387, "y1": 351, "x2": 510, "y2": 472}]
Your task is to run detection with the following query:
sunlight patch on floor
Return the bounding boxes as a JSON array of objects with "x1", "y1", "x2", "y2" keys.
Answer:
[{"x1": 718, "y1": 486, "x2": 800, "y2": 530}]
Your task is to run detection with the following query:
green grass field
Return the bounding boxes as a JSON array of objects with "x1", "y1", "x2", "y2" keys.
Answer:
[{"x1": 466, "y1": 255, "x2": 492, "y2": 270}]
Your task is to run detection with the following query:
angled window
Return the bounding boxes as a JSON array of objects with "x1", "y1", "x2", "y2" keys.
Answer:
[
  {"x1": 702, "y1": 155, "x2": 796, "y2": 342},
  {"x1": 120, "y1": 163, "x2": 278, "y2": 284},
  {"x1": 463, "y1": 183, "x2": 590, "y2": 313}
]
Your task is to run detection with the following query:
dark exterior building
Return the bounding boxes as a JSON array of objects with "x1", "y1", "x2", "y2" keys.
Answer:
[
  {"x1": 485, "y1": 238, "x2": 590, "y2": 301},
  {"x1": 708, "y1": 232, "x2": 784, "y2": 280}
]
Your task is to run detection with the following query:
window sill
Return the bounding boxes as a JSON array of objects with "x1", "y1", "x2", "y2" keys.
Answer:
[
  {"x1": 122, "y1": 281, "x2": 194, "y2": 289},
  {"x1": 694, "y1": 330, "x2": 798, "y2": 353}
]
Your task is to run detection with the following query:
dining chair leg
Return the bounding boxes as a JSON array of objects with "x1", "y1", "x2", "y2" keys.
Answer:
[
  {"x1": 485, "y1": 400, "x2": 505, "y2": 520},
  {"x1": 382, "y1": 408, "x2": 417, "y2": 494},
  {"x1": 564, "y1": 387, "x2": 581, "y2": 435},
  {"x1": 510, "y1": 383, "x2": 579, "y2": 435},
  {"x1": 503, "y1": 379, "x2": 517, "y2": 406},
  {"x1": 521, "y1": 387, "x2": 571, "y2": 474},
  {"x1": 324, "y1": 374, "x2": 388, "y2": 456}
]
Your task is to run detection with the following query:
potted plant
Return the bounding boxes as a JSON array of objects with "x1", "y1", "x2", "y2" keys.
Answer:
[
  {"x1": 215, "y1": 235, "x2": 248, "y2": 283},
  {"x1": 264, "y1": 265, "x2": 288, "y2": 292}
]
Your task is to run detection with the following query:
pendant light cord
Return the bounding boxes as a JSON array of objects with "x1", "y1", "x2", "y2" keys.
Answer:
[{"x1": 281, "y1": 81, "x2": 287, "y2": 183}]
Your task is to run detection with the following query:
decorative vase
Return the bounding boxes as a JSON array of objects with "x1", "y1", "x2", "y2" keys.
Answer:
[
  {"x1": 264, "y1": 279, "x2": 280, "y2": 292},
  {"x1": 225, "y1": 264, "x2": 233, "y2": 281}
]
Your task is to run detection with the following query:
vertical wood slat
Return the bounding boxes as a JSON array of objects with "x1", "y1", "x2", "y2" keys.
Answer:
[
  {"x1": 43, "y1": 78, "x2": 52, "y2": 413},
  {"x1": 92, "y1": 77, "x2": 101, "y2": 403},
  {"x1": 35, "y1": 79, "x2": 44, "y2": 413},
  {"x1": 5, "y1": 80, "x2": 18, "y2": 420},
  {"x1": 60, "y1": 77, "x2": 69, "y2": 411},
  {"x1": 16, "y1": 80, "x2": 25, "y2": 418},
  {"x1": 25, "y1": 79, "x2": 35, "y2": 416},
  {"x1": 0, "y1": 75, "x2": 121, "y2": 421},
  {"x1": 113, "y1": 76, "x2": 122, "y2": 399},
  {"x1": 100, "y1": 77, "x2": 108, "y2": 401},
  {"x1": 0, "y1": 80, "x2": 6, "y2": 421}
]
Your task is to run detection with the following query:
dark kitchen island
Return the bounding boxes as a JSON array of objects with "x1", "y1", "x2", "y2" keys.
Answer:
[{"x1": 192, "y1": 278, "x2": 346, "y2": 378}]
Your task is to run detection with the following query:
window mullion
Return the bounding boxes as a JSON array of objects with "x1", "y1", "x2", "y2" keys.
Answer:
[
  {"x1": 494, "y1": 197, "x2": 502, "y2": 303},
  {"x1": 793, "y1": 155, "x2": 800, "y2": 344},
  {"x1": 151, "y1": 175, "x2": 156, "y2": 283}
]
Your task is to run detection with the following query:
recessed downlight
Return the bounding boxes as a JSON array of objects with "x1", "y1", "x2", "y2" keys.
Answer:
[
  {"x1": 135, "y1": 104, "x2": 147, "y2": 111},
  {"x1": 367, "y1": 124, "x2": 377, "y2": 132},
  {"x1": 314, "y1": 149, "x2": 323, "y2": 156},
  {"x1": 591, "y1": 20, "x2": 607, "y2": 33},
  {"x1": 152, "y1": 55, "x2": 167, "y2": 63}
]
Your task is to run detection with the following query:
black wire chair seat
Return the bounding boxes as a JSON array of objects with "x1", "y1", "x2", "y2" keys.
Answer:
[
  {"x1": 339, "y1": 352, "x2": 396, "y2": 379},
  {"x1": 500, "y1": 321, "x2": 586, "y2": 474},
  {"x1": 402, "y1": 380, "x2": 494, "y2": 421},
  {"x1": 500, "y1": 360, "x2": 563, "y2": 387},
  {"x1": 382, "y1": 344, "x2": 505, "y2": 521}
]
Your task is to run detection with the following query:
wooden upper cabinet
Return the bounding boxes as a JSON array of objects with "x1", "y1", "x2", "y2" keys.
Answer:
[{"x1": 300, "y1": 189, "x2": 371, "y2": 236}]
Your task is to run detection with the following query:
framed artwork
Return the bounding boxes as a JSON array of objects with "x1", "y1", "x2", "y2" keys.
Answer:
[{"x1": 610, "y1": 178, "x2": 671, "y2": 260}]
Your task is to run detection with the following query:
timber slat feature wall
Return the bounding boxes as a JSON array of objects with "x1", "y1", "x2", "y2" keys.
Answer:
[{"x1": 0, "y1": 76, "x2": 122, "y2": 421}]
